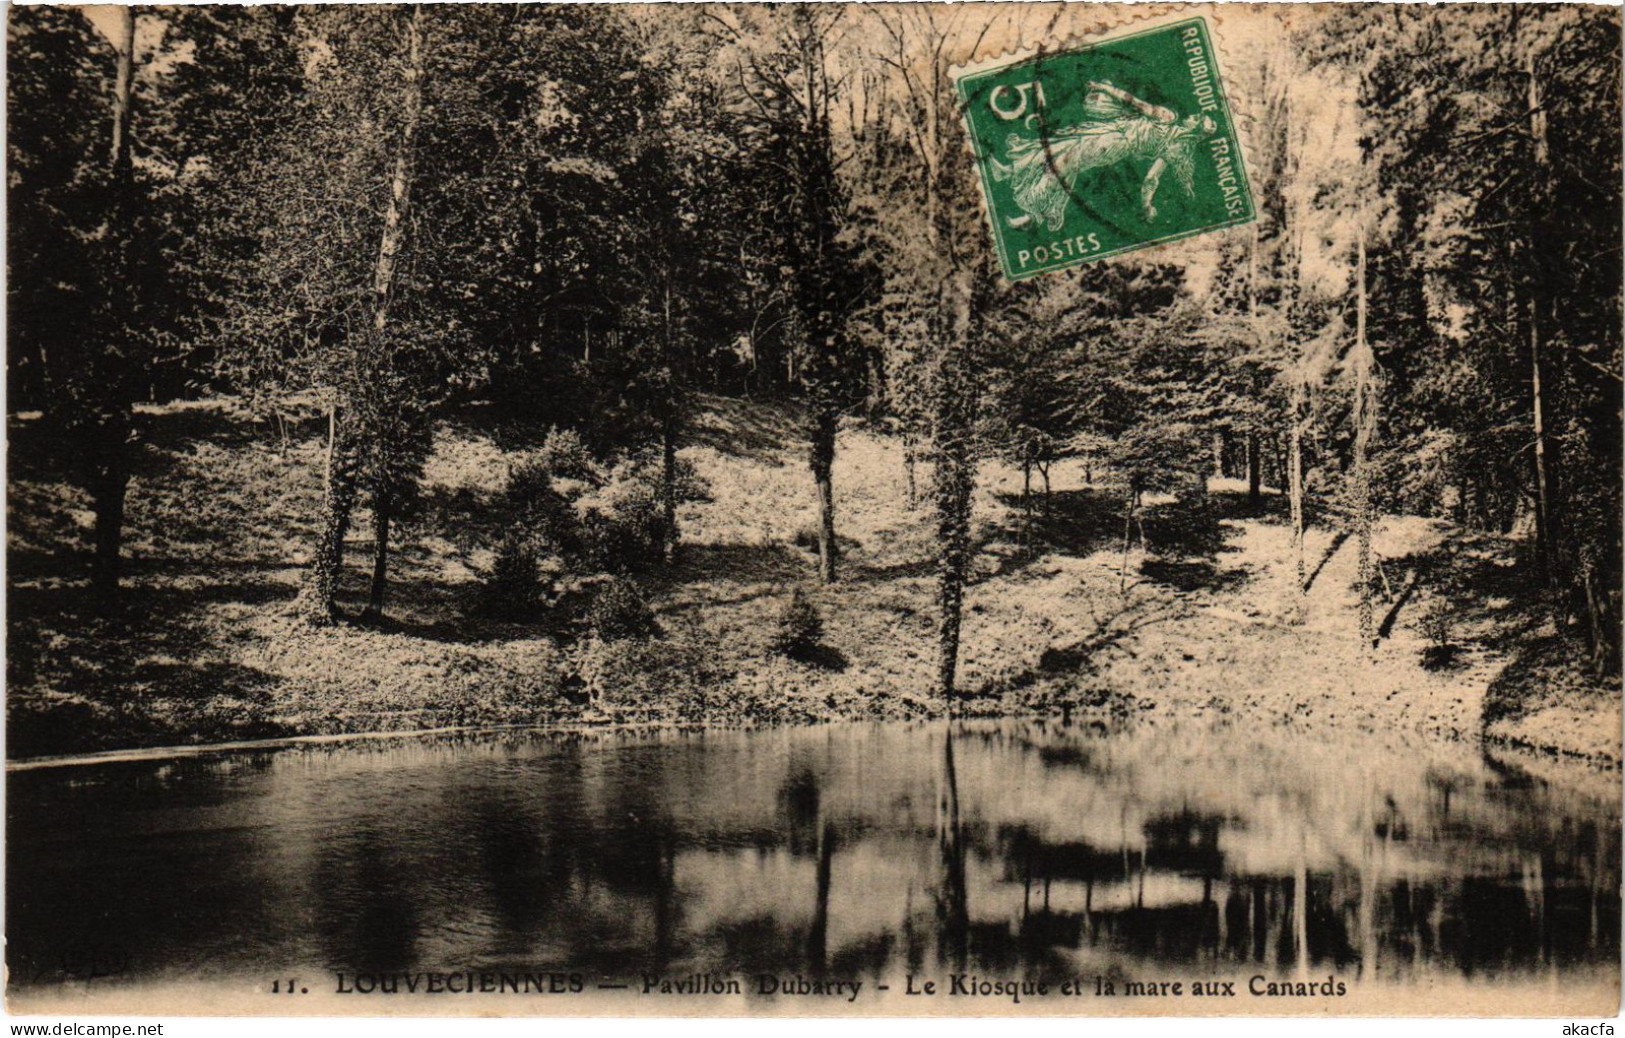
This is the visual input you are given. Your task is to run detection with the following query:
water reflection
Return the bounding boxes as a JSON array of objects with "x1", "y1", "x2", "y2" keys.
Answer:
[{"x1": 7, "y1": 721, "x2": 1620, "y2": 994}]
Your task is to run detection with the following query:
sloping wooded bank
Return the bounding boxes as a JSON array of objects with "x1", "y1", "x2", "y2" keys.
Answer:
[{"x1": 8, "y1": 397, "x2": 1616, "y2": 768}]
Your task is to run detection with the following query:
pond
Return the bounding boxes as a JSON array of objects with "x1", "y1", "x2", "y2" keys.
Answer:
[{"x1": 7, "y1": 721, "x2": 1620, "y2": 1014}]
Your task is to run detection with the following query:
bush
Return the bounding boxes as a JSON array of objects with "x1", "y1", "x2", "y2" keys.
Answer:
[
  {"x1": 562, "y1": 449, "x2": 709, "y2": 574},
  {"x1": 574, "y1": 632, "x2": 715, "y2": 716},
  {"x1": 791, "y1": 522, "x2": 819, "y2": 552},
  {"x1": 1418, "y1": 598, "x2": 1452, "y2": 645},
  {"x1": 772, "y1": 588, "x2": 824, "y2": 658},
  {"x1": 578, "y1": 461, "x2": 672, "y2": 572},
  {"x1": 579, "y1": 499, "x2": 667, "y2": 573},
  {"x1": 609, "y1": 492, "x2": 670, "y2": 563},
  {"x1": 607, "y1": 450, "x2": 711, "y2": 505},
  {"x1": 503, "y1": 460, "x2": 582, "y2": 557},
  {"x1": 1418, "y1": 597, "x2": 1461, "y2": 670},
  {"x1": 586, "y1": 578, "x2": 660, "y2": 641},
  {"x1": 505, "y1": 458, "x2": 555, "y2": 512},
  {"x1": 474, "y1": 532, "x2": 546, "y2": 621},
  {"x1": 537, "y1": 426, "x2": 600, "y2": 486}
]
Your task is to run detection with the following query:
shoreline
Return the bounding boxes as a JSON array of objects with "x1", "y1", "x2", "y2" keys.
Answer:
[{"x1": 9, "y1": 704, "x2": 1617, "y2": 787}]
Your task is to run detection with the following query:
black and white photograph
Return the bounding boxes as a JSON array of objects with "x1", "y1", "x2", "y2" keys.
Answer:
[{"x1": 5, "y1": 1, "x2": 1622, "y2": 1020}]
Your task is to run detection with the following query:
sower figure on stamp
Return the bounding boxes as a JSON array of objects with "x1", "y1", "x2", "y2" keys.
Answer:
[{"x1": 992, "y1": 80, "x2": 1217, "y2": 230}]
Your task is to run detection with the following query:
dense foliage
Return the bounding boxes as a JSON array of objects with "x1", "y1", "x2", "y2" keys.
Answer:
[{"x1": 8, "y1": 5, "x2": 1620, "y2": 690}]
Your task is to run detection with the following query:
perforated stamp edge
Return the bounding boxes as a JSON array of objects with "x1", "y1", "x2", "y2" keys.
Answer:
[{"x1": 948, "y1": 3, "x2": 1264, "y2": 280}]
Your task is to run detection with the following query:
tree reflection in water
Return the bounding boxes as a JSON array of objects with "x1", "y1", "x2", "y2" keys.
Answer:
[
  {"x1": 7, "y1": 722, "x2": 1620, "y2": 993},
  {"x1": 936, "y1": 723, "x2": 968, "y2": 972}
]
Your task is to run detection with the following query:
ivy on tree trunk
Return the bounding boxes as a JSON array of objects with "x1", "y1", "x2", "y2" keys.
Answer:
[{"x1": 932, "y1": 273, "x2": 977, "y2": 706}]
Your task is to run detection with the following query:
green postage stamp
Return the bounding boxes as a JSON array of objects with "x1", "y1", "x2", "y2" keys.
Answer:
[{"x1": 955, "y1": 16, "x2": 1256, "y2": 280}]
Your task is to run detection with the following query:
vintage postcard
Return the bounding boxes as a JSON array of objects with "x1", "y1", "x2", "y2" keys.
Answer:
[{"x1": 6, "y1": 1, "x2": 1621, "y2": 1022}]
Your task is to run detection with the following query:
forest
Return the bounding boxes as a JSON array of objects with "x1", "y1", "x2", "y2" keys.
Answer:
[{"x1": 6, "y1": 4, "x2": 1621, "y2": 762}]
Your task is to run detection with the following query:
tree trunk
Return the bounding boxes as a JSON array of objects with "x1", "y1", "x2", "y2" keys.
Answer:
[
  {"x1": 1525, "y1": 55, "x2": 1560, "y2": 588},
  {"x1": 1018, "y1": 460, "x2": 1034, "y2": 550},
  {"x1": 866, "y1": 351, "x2": 884, "y2": 418},
  {"x1": 370, "y1": 7, "x2": 424, "y2": 335},
  {"x1": 1212, "y1": 432, "x2": 1225, "y2": 479},
  {"x1": 1246, "y1": 433, "x2": 1262, "y2": 503},
  {"x1": 1119, "y1": 490, "x2": 1136, "y2": 594},
  {"x1": 324, "y1": 405, "x2": 337, "y2": 494},
  {"x1": 1521, "y1": 48, "x2": 1605, "y2": 671},
  {"x1": 659, "y1": 268, "x2": 682, "y2": 560},
  {"x1": 1246, "y1": 219, "x2": 1263, "y2": 510},
  {"x1": 89, "y1": 7, "x2": 137, "y2": 602},
  {"x1": 1529, "y1": 298, "x2": 1555, "y2": 573},
  {"x1": 108, "y1": 8, "x2": 135, "y2": 171},
  {"x1": 89, "y1": 418, "x2": 131, "y2": 603},
  {"x1": 1289, "y1": 396, "x2": 1306, "y2": 590},
  {"x1": 661, "y1": 405, "x2": 679, "y2": 558},
  {"x1": 933, "y1": 272, "x2": 976, "y2": 707},
  {"x1": 1580, "y1": 560, "x2": 1616, "y2": 676},
  {"x1": 302, "y1": 427, "x2": 360, "y2": 626},
  {"x1": 1136, "y1": 490, "x2": 1148, "y2": 552},
  {"x1": 305, "y1": 7, "x2": 423, "y2": 624},
  {"x1": 1353, "y1": 225, "x2": 1375, "y2": 652},
  {"x1": 904, "y1": 433, "x2": 918, "y2": 509},
  {"x1": 365, "y1": 484, "x2": 392, "y2": 619},
  {"x1": 788, "y1": 34, "x2": 844, "y2": 586},
  {"x1": 811, "y1": 406, "x2": 838, "y2": 582}
]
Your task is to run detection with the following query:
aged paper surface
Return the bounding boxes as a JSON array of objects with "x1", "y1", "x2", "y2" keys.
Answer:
[{"x1": 6, "y1": 1, "x2": 1621, "y2": 1022}]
